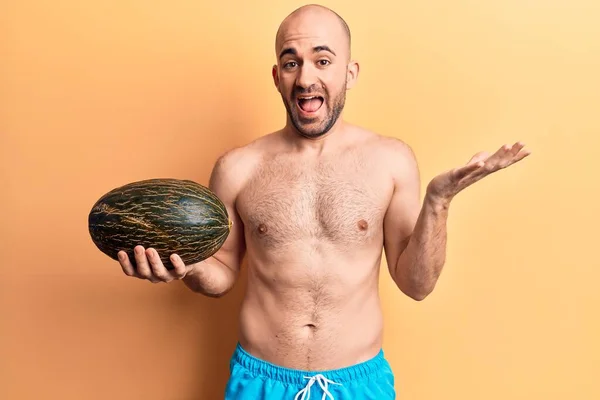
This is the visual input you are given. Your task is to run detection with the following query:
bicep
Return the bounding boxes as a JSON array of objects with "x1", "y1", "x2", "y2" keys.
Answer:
[
  {"x1": 206, "y1": 153, "x2": 247, "y2": 272},
  {"x1": 383, "y1": 143, "x2": 422, "y2": 271}
]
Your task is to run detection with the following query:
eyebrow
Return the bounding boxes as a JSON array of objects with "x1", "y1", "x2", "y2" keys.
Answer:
[{"x1": 279, "y1": 45, "x2": 337, "y2": 60}]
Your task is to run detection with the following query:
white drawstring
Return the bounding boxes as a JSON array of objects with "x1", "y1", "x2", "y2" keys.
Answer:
[{"x1": 294, "y1": 374, "x2": 342, "y2": 400}]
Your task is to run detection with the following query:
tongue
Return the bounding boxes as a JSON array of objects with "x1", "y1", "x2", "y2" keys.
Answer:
[{"x1": 299, "y1": 98, "x2": 323, "y2": 112}]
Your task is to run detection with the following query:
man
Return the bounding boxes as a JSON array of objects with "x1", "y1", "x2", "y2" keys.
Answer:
[{"x1": 117, "y1": 4, "x2": 530, "y2": 399}]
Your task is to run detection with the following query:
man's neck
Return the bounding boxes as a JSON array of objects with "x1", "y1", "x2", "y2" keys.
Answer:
[{"x1": 281, "y1": 119, "x2": 348, "y2": 156}]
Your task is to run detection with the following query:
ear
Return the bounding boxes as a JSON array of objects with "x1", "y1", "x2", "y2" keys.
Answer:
[
  {"x1": 345, "y1": 60, "x2": 360, "y2": 90},
  {"x1": 272, "y1": 64, "x2": 281, "y2": 93}
]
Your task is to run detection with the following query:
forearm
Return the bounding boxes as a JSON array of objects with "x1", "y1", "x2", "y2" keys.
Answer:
[
  {"x1": 182, "y1": 256, "x2": 238, "y2": 297},
  {"x1": 394, "y1": 194, "x2": 450, "y2": 300}
]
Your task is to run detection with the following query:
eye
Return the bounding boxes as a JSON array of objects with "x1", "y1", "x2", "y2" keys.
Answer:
[
  {"x1": 318, "y1": 60, "x2": 331, "y2": 67},
  {"x1": 284, "y1": 61, "x2": 298, "y2": 69}
]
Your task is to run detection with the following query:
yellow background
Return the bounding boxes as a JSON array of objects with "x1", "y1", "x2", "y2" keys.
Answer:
[{"x1": 2, "y1": 1, "x2": 599, "y2": 399}]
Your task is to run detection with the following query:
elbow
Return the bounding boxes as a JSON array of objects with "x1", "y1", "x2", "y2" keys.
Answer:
[
  {"x1": 202, "y1": 289, "x2": 230, "y2": 298},
  {"x1": 407, "y1": 289, "x2": 432, "y2": 301},
  {"x1": 395, "y1": 265, "x2": 443, "y2": 301},
  {"x1": 195, "y1": 281, "x2": 236, "y2": 298},
  {"x1": 183, "y1": 277, "x2": 236, "y2": 298},
  {"x1": 393, "y1": 257, "x2": 443, "y2": 302},
  {"x1": 399, "y1": 280, "x2": 437, "y2": 301},
  {"x1": 191, "y1": 285, "x2": 233, "y2": 298}
]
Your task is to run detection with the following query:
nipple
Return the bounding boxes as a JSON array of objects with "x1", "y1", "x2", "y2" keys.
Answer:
[
  {"x1": 358, "y1": 219, "x2": 368, "y2": 231},
  {"x1": 258, "y1": 223, "x2": 268, "y2": 234}
]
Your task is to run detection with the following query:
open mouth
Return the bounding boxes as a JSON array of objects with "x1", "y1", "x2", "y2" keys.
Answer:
[{"x1": 297, "y1": 95, "x2": 324, "y2": 113}]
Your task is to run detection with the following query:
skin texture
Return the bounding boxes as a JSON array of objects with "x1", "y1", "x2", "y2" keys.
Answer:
[{"x1": 117, "y1": 4, "x2": 531, "y2": 370}]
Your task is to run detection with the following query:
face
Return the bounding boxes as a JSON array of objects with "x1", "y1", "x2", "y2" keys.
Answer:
[{"x1": 272, "y1": 14, "x2": 359, "y2": 139}]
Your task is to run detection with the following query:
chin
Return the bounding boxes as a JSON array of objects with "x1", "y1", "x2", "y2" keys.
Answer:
[
  {"x1": 282, "y1": 95, "x2": 344, "y2": 139},
  {"x1": 296, "y1": 125, "x2": 330, "y2": 139},
  {"x1": 290, "y1": 116, "x2": 332, "y2": 139}
]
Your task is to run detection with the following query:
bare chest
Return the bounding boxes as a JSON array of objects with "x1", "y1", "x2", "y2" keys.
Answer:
[{"x1": 237, "y1": 155, "x2": 393, "y2": 249}]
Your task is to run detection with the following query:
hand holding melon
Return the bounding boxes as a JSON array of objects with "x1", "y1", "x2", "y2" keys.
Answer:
[
  {"x1": 88, "y1": 178, "x2": 232, "y2": 280},
  {"x1": 117, "y1": 245, "x2": 194, "y2": 283}
]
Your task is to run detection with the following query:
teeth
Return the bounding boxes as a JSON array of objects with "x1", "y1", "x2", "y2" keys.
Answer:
[{"x1": 298, "y1": 96, "x2": 318, "y2": 100}]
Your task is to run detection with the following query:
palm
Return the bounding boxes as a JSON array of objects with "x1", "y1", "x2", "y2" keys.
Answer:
[{"x1": 427, "y1": 141, "x2": 531, "y2": 201}]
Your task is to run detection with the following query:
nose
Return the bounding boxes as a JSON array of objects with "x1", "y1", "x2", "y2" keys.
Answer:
[{"x1": 295, "y1": 63, "x2": 318, "y2": 90}]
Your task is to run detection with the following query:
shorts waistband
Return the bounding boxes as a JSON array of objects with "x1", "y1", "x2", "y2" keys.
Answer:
[{"x1": 231, "y1": 343, "x2": 388, "y2": 385}]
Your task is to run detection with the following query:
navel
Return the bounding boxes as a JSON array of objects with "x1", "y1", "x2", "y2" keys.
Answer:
[
  {"x1": 357, "y1": 219, "x2": 369, "y2": 231},
  {"x1": 302, "y1": 323, "x2": 317, "y2": 338}
]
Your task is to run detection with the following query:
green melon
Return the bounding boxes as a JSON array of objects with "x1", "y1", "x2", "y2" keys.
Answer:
[{"x1": 88, "y1": 178, "x2": 231, "y2": 270}]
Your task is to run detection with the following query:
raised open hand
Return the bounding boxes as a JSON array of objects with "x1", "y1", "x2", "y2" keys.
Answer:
[{"x1": 426, "y1": 141, "x2": 531, "y2": 203}]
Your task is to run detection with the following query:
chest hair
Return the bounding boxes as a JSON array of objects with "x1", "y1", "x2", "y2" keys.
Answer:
[{"x1": 239, "y1": 152, "x2": 387, "y2": 250}]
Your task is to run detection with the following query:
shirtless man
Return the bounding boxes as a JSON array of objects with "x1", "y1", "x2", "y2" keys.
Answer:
[{"x1": 117, "y1": 4, "x2": 530, "y2": 399}]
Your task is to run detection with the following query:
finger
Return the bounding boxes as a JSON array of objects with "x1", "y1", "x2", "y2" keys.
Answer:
[
  {"x1": 487, "y1": 143, "x2": 513, "y2": 165},
  {"x1": 508, "y1": 141, "x2": 525, "y2": 157},
  {"x1": 498, "y1": 141, "x2": 523, "y2": 167},
  {"x1": 170, "y1": 254, "x2": 189, "y2": 279},
  {"x1": 474, "y1": 143, "x2": 515, "y2": 173},
  {"x1": 118, "y1": 251, "x2": 137, "y2": 277},
  {"x1": 508, "y1": 142, "x2": 531, "y2": 162},
  {"x1": 499, "y1": 142, "x2": 530, "y2": 168},
  {"x1": 513, "y1": 147, "x2": 531, "y2": 163},
  {"x1": 146, "y1": 248, "x2": 173, "y2": 282},
  {"x1": 133, "y1": 245, "x2": 153, "y2": 280}
]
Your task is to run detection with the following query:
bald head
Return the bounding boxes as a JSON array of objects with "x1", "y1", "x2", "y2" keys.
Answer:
[
  {"x1": 275, "y1": 4, "x2": 351, "y2": 61},
  {"x1": 271, "y1": 5, "x2": 359, "y2": 139}
]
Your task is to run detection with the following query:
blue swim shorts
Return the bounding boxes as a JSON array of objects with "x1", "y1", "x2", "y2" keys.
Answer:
[{"x1": 224, "y1": 343, "x2": 396, "y2": 399}]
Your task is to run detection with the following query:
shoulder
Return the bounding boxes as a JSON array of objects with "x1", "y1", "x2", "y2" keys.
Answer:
[
  {"x1": 366, "y1": 132, "x2": 421, "y2": 201},
  {"x1": 209, "y1": 132, "x2": 277, "y2": 191},
  {"x1": 352, "y1": 126, "x2": 419, "y2": 174},
  {"x1": 381, "y1": 136, "x2": 419, "y2": 190},
  {"x1": 349, "y1": 127, "x2": 421, "y2": 195},
  {"x1": 377, "y1": 135, "x2": 417, "y2": 163},
  {"x1": 383, "y1": 136, "x2": 419, "y2": 181}
]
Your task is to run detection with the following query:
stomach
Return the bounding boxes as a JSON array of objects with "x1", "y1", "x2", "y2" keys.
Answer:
[{"x1": 237, "y1": 242, "x2": 385, "y2": 370}]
